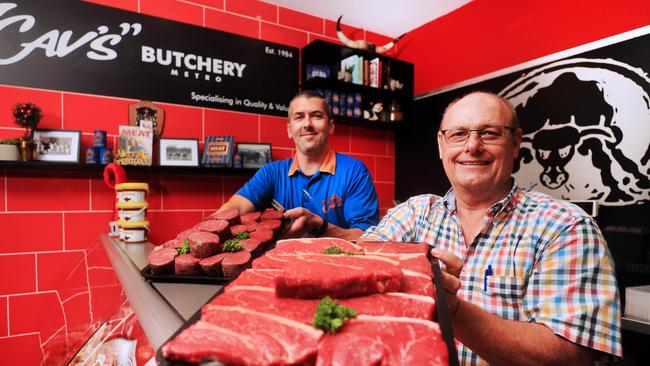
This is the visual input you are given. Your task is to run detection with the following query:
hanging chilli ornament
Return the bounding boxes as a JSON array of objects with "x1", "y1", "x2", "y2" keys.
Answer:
[{"x1": 13, "y1": 102, "x2": 42, "y2": 141}]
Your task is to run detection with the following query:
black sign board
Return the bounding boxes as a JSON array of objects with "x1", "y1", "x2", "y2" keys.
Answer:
[{"x1": 0, "y1": 0, "x2": 298, "y2": 116}]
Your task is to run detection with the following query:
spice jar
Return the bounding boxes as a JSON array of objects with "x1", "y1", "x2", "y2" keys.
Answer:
[
  {"x1": 115, "y1": 182, "x2": 149, "y2": 203},
  {"x1": 118, "y1": 220, "x2": 149, "y2": 243},
  {"x1": 116, "y1": 201, "x2": 148, "y2": 222}
]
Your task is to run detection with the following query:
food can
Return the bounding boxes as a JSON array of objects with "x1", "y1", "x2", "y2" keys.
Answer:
[
  {"x1": 118, "y1": 220, "x2": 149, "y2": 243},
  {"x1": 116, "y1": 201, "x2": 148, "y2": 222},
  {"x1": 115, "y1": 182, "x2": 149, "y2": 203},
  {"x1": 85, "y1": 147, "x2": 98, "y2": 164},
  {"x1": 100, "y1": 147, "x2": 114, "y2": 164},
  {"x1": 93, "y1": 130, "x2": 107, "y2": 147}
]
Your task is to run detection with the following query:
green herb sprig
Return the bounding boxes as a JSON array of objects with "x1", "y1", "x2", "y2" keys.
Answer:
[
  {"x1": 176, "y1": 240, "x2": 190, "y2": 255},
  {"x1": 323, "y1": 245, "x2": 363, "y2": 256},
  {"x1": 223, "y1": 239, "x2": 243, "y2": 252},
  {"x1": 235, "y1": 232, "x2": 249, "y2": 240},
  {"x1": 312, "y1": 297, "x2": 357, "y2": 333}
]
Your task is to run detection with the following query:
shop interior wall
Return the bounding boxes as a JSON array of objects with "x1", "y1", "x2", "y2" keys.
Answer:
[{"x1": 0, "y1": 0, "x2": 398, "y2": 363}]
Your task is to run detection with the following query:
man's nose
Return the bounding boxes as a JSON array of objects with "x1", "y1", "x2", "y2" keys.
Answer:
[{"x1": 464, "y1": 131, "x2": 483, "y2": 151}]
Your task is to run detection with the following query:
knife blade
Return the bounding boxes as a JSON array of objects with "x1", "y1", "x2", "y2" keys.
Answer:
[{"x1": 428, "y1": 247, "x2": 460, "y2": 366}]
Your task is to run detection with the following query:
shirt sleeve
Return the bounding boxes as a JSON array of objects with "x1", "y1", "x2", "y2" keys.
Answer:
[
  {"x1": 361, "y1": 198, "x2": 421, "y2": 241},
  {"x1": 235, "y1": 163, "x2": 275, "y2": 211},
  {"x1": 342, "y1": 163, "x2": 379, "y2": 230},
  {"x1": 523, "y1": 217, "x2": 622, "y2": 357}
]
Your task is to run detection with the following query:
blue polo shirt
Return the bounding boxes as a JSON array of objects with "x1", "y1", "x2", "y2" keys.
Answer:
[{"x1": 236, "y1": 150, "x2": 379, "y2": 230}]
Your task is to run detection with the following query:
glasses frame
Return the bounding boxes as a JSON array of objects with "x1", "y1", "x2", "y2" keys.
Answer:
[{"x1": 439, "y1": 126, "x2": 515, "y2": 146}]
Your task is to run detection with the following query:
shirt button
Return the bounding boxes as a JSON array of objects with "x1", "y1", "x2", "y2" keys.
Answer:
[{"x1": 461, "y1": 269, "x2": 467, "y2": 274}]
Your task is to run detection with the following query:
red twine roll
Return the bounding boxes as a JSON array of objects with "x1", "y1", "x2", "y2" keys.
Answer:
[{"x1": 103, "y1": 163, "x2": 128, "y2": 222}]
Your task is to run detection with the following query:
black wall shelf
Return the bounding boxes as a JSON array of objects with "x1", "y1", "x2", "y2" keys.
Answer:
[{"x1": 0, "y1": 161, "x2": 258, "y2": 176}]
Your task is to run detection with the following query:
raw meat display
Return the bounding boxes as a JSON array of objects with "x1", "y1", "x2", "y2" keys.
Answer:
[
  {"x1": 144, "y1": 209, "x2": 283, "y2": 280},
  {"x1": 160, "y1": 238, "x2": 450, "y2": 365}
]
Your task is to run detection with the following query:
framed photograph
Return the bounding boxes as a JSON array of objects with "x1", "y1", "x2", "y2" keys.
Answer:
[
  {"x1": 33, "y1": 129, "x2": 81, "y2": 163},
  {"x1": 236, "y1": 143, "x2": 272, "y2": 169},
  {"x1": 159, "y1": 138, "x2": 199, "y2": 166}
]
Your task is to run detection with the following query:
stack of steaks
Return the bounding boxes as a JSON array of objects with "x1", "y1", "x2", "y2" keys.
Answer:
[{"x1": 161, "y1": 238, "x2": 449, "y2": 365}]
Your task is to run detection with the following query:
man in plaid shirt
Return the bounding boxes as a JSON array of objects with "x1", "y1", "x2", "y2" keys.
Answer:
[{"x1": 362, "y1": 92, "x2": 621, "y2": 365}]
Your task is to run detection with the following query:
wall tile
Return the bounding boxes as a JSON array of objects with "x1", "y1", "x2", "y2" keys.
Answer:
[
  {"x1": 0, "y1": 213, "x2": 63, "y2": 253},
  {"x1": 279, "y1": 8, "x2": 323, "y2": 34},
  {"x1": 63, "y1": 94, "x2": 134, "y2": 134},
  {"x1": 0, "y1": 297, "x2": 6, "y2": 337},
  {"x1": 88, "y1": 267, "x2": 119, "y2": 287},
  {"x1": 271, "y1": 147, "x2": 293, "y2": 161},
  {"x1": 259, "y1": 115, "x2": 292, "y2": 148},
  {"x1": 184, "y1": 0, "x2": 224, "y2": 9},
  {"x1": 329, "y1": 124, "x2": 350, "y2": 153},
  {"x1": 0, "y1": 254, "x2": 35, "y2": 296},
  {"x1": 6, "y1": 171, "x2": 90, "y2": 211},
  {"x1": 0, "y1": 334, "x2": 43, "y2": 366},
  {"x1": 86, "y1": 241, "x2": 113, "y2": 267},
  {"x1": 387, "y1": 130, "x2": 395, "y2": 155},
  {"x1": 0, "y1": 174, "x2": 5, "y2": 212},
  {"x1": 65, "y1": 212, "x2": 113, "y2": 250},
  {"x1": 204, "y1": 109, "x2": 259, "y2": 142},
  {"x1": 223, "y1": 176, "x2": 250, "y2": 202},
  {"x1": 366, "y1": 31, "x2": 395, "y2": 50},
  {"x1": 38, "y1": 251, "x2": 88, "y2": 301},
  {"x1": 41, "y1": 329, "x2": 70, "y2": 366},
  {"x1": 161, "y1": 175, "x2": 223, "y2": 210},
  {"x1": 157, "y1": 103, "x2": 203, "y2": 139},
  {"x1": 350, "y1": 153, "x2": 376, "y2": 180},
  {"x1": 226, "y1": 0, "x2": 276, "y2": 22},
  {"x1": 260, "y1": 23, "x2": 309, "y2": 49},
  {"x1": 375, "y1": 182, "x2": 395, "y2": 208},
  {"x1": 0, "y1": 128, "x2": 22, "y2": 141},
  {"x1": 91, "y1": 176, "x2": 116, "y2": 211},
  {"x1": 140, "y1": 0, "x2": 203, "y2": 27},
  {"x1": 126, "y1": 173, "x2": 163, "y2": 210},
  {"x1": 324, "y1": 19, "x2": 363, "y2": 40},
  {"x1": 148, "y1": 210, "x2": 205, "y2": 244},
  {"x1": 205, "y1": 8, "x2": 260, "y2": 39},
  {"x1": 350, "y1": 126, "x2": 387, "y2": 155},
  {"x1": 376, "y1": 156, "x2": 395, "y2": 182},
  {"x1": 308, "y1": 33, "x2": 339, "y2": 44},
  {"x1": 0, "y1": 85, "x2": 62, "y2": 130},
  {"x1": 83, "y1": 0, "x2": 139, "y2": 12},
  {"x1": 9, "y1": 292, "x2": 65, "y2": 341},
  {"x1": 62, "y1": 292, "x2": 91, "y2": 330}
]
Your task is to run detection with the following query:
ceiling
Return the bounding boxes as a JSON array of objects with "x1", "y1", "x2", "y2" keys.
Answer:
[{"x1": 262, "y1": 0, "x2": 472, "y2": 38}]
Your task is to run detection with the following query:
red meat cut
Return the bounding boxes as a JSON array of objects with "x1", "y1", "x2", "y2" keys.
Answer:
[
  {"x1": 175, "y1": 254, "x2": 200, "y2": 276},
  {"x1": 229, "y1": 224, "x2": 247, "y2": 236},
  {"x1": 316, "y1": 315, "x2": 448, "y2": 366},
  {"x1": 272, "y1": 237, "x2": 364, "y2": 255},
  {"x1": 187, "y1": 231, "x2": 220, "y2": 259},
  {"x1": 221, "y1": 251, "x2": 252, "y2": 277},
  {"x1": 199, "y1": 253, "x2": 228, "y2": 276},
  {"x1": 209, "y1": 208, "x2": 241, "y2": 225},
  {"x1": 194, "y1": 219, "x2": 230, "y2": 239},
  {"x1": 265, "y1": 254, "x2": 404, "y2": 299},
  {"x1": 162, "y1": 306, "x2": 322, "y2": 365},
  {"x1": 240, "y1": 238, "x2": 262, "y2": 252},
  {"x1": 261, "y1": 209, "x2": 283, "y2": 221},
  {"x1": 147, "y1": 247, "x2": 178, "y2": 275},
  {"x1": 240, "y1": 211, "x2": 261, "y2": 224},
  {"x1": 244, "y1": 221, "x2": 258, "y2": 232},
  {"x1": 257, "y1": 219, "x2": 282, "y2": 235},
  {"x1": 249, "y1": 228, "x2": 274, "y2": 245}
]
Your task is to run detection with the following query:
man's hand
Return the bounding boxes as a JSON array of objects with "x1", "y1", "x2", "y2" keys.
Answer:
[
  {"x1": 431, "y1": 248, "x2": 463, "y2": 316},
  {"x1": 280, "y1": 207, "x2": 323, "y2": 238}
]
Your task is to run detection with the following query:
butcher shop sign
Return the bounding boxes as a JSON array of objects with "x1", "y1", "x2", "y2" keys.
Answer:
[{"x1": 0, "y1": 0, "x2": 298, "y2": 116}]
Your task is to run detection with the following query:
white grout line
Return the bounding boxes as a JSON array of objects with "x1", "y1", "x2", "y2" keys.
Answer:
[
  {"x1": 61, "y1": 213, "x2": 66, "y2": 250},
  {"x1": 82, "y1": 251, "x2": 95, "y2": 322},
  {"x1": 34, "y1": 254, "x2": 38, "y2": 292},
  {"x1": 3, "y1": 170, "x2": 7, "y2": 213},
  {"x1": 0, "y1": 249, "x2": 87, "y2": 257},
  {"x1": 4, "y1": 296, "x2": 9, "y2": 336}
]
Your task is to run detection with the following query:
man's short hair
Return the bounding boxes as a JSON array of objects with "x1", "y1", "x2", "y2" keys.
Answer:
[
  {"x1": 442, "y1": 91, "x2": 520, "y2": 130},
  {"x1": 288, "y1": 90, "x2": 332, "y2": 121}
]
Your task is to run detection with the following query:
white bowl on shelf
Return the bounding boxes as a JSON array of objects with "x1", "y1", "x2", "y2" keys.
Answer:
[{"x1": 0, "y1": 144, "x2": 19, "y2": 161}]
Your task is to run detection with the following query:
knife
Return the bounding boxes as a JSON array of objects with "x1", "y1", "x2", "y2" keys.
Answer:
[{"x1": 428, "y1": 247, "x2": 460, "y2": 366}]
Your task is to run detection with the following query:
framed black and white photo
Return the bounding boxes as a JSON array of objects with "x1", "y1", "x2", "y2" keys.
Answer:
[
  {"x1": 159, "y1": 138, "x2": 199, "y2": 166},
  {"x1": 33, "y1": 130, "x2": 81, "y2": 163},
  {"x1": 236, "y1": 142, "x2": 272, "y2": 169}
]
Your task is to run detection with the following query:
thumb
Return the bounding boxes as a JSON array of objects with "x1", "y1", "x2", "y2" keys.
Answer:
[{"x1": 431, "y1": 247, "x2": 463, "y2": 277}]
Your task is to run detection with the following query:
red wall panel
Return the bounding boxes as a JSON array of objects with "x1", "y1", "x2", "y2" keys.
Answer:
[{"x1": 0, "y1": 1, "x2": 398, "y2": 361}]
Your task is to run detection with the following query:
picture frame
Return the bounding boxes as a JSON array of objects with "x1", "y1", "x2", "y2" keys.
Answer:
[
  {"x1": 236, "y1": 142, "x2": 272, "y2": 169},
  {"x1": 33, "y1": 129, "x2": 81, "y2": 163},
  {"x1": 159, "y1": 138, "x2": 199, "y2": 166}
]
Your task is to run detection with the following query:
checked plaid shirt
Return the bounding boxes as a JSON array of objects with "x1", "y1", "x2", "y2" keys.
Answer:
[{"x1": 362, "y1": 182, "x2": 622, "y2": 365}]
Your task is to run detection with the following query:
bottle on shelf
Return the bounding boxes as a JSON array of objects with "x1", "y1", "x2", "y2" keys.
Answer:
[{"x1": 388, "y1": 100, "x2": 403, "y2": 123}]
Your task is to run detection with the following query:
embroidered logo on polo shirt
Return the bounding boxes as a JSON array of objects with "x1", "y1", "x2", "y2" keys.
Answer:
[{"x1": 322, "y1": 194, "x2": 343, "y2": 214}]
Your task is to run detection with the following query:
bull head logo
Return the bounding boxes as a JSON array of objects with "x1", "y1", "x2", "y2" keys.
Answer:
[
  {"x1": 336, "y1": 16, "x2": 405, "y2": 54},
  {"x1": 500, "y1": 58, "x2": 650, "y2": 206}
]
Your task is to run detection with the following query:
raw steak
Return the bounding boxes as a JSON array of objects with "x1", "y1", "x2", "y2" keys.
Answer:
[
  {"x1": 147, "y1": 248, "x2": 178, "y2": 275},
  {"x1": 240, "y1": 211, "x2": 261, "y2": 224},
  {"x1": 199, "y1": 253, "x2": 228, "y2": 277},
  {"x1": 357, "y1": 241, "x2": 429, "y2": 254},
  {"x1": 222, "y1": 251, "x2": 252, "y2": 277},
  {"x1": 175, "y1": 254, "x2": 200, "y2": 276},
  {"x1": 209, "y1": 208, "x2": 241, "y2": 225},
  {"x1": 175, "y1": 228, "x2": 197, "y2": 243},
  {"x1": 316, "y1": 315, "x2": 448, "y2": 366},
  {"x1": 194, "y1": 219, "x2": 230, "y2": 239},
  {"x1": 244, "y1": 221, "x2": 258, "y2": 232},
  {"x1": 249, "y1": 228, "x2": 274, "y2": 245},
  {"x1": 162, "y1": 306, "x2": 322, "y2": 365},
  {"x1": 268, "y1": 254, "x2": 404, "y2": 299},
  {"x1": 272, "y1": 237, "x2": 364, "y2": 255},
  {"x1": 257, "y1": 219, "x2": 282, "y2": 234},
  {"x1": 187, "y1": 231, "x2": 220, "y2": 259},
  {"x1": 261, "y1": 209, "x2": 283, "y2": 221},
  {"x1": 240, "y1": 238, "x2": 262, "y2": 252},
  {"x1": 161, "y1": 239, "x2": 182, "y2": 249},
  {"x1": 229, "y1": 224, "x2": 248, "y2": 236}
]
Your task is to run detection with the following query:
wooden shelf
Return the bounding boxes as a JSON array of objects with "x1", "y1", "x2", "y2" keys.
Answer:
[{"x1": 0, "y1": 160, "x2": 258, "y2": 176}]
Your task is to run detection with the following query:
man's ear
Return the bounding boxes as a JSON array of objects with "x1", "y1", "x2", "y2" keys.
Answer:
[
  {"x1": 512, "y1": 128, "x2": 523, "y2": 158},
  {"x1": 437, "y1": 131, "x2": 444, "y2": 160},
  {"x1": 287, "y1": 122, "x2": 291, "y2": 139},
  {"x1": 328, "y1": 119, "x2": 335, "y2": 135}
]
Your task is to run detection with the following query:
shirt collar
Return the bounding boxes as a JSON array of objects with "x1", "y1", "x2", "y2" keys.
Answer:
[
  {"x1": 443, "y1": 179, "x2": 519, "y2": 214},
  {"x1": 288, "y1": 148, "x2": 336, "y2": 176}
]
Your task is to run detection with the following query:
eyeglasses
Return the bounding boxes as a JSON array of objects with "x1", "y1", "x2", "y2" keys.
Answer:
[{"x1": 440, "y1": 126, "x2": 514, "y2": 146}]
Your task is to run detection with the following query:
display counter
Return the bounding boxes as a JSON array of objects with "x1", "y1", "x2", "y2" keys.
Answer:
[{"x1": 99, "y1": 234, "x2": 222, "y2": 349}]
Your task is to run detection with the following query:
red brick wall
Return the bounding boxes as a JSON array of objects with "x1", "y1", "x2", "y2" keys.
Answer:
[{"x1": 0, "y1": 0, "x2": 396, "y2": 363}]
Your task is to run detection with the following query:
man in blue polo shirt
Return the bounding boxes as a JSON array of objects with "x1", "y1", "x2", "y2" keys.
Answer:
[{"x1": 217, "y1": 90, "x2": 379, "y2": 239}]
